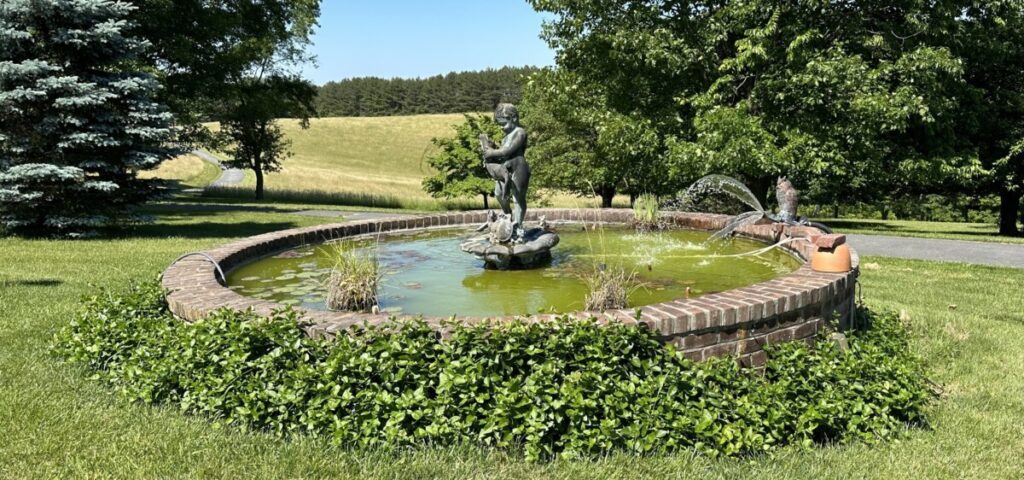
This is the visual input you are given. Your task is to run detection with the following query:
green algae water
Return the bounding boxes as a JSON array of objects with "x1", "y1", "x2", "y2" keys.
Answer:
[{"x1": 227, "y1": 226, "x2": 800, "y2": 317}]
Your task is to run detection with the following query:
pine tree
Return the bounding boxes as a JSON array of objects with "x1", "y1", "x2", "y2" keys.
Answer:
[
  {"x1": 0, "y1": 0, "x2": 175, "y2": 235},
  {"x1": 313, "y1": 67, "x2": 540, "y2": 117}
]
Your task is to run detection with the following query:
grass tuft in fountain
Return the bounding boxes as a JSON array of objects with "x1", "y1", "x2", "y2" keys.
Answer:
[
  {"x1": 581, "y1": 263, "x2": 639, "y2": 310},
  {"x1": 324, "y1": 242, "x2": 380, "y2": 312},
  {"x1": 631, "y1": 193, "x2": 668, "y2": 233}
]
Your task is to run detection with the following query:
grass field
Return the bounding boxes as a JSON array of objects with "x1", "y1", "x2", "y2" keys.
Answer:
[
  {"x1": 140, "y1": 154, "x2": 222, "y2": 189},
  {"x1": 820, "y1": 218, "x2": 1024, "y2": 245},
  {"x1": 238, "y1": 114, "x2": 460, "y2": 201},
  {"x1": 1, "y1": 197, "x2": 1022, "y2": 478},
  {"x1": 188, "y1": 114, "x2": 631, "y2": 209}
]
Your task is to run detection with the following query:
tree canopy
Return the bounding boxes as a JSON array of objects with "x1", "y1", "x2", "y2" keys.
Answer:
[
  {"x1": 948, "y1": 0, "x2": 1024, "y2": 235},
  {"x1": 422, "y1": 114, "x2": 503, "y2": 208},
  {"x1": 527, "y1": 0, "x2": 972, "y2": 208},
  {"x1": 520, "y1": 0, "x2": 1024, "y2": 234},
  {"x1": 132, "y1": 0, "x2": 321, "y2": 133},
  {"x1": 521, "y1": 69, "x2": 663, "y2": 207}
]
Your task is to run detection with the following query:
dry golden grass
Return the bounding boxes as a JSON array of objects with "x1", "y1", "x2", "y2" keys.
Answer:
[
  {"x1": 236, "y1": 115, "x2": 460, "y2": 201},
  {"x1": 214, "y1": 114, "x2": 634, "y2": 209},
  {"x1": 581, "y1": 263, "x2": 639, "y2": 310}
]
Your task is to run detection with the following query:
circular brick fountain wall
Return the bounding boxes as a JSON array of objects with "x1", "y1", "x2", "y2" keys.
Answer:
[{"x1": 162, "y1": 209, "x2": 859, "y2": 367}]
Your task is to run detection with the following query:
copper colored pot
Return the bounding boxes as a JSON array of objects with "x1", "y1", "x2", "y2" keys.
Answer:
[{"x1": 809, "y1": 233, "x2": 852, "y2": 273}]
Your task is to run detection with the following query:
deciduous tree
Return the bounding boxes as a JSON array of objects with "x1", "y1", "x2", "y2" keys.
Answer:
[
  {"x1": 529, "y1": 0, "x2": 969, "y2": 211},
  {"x1": 421, "y1": 114, "x2": 503, "y2": 208},
  {"x1": 134, "y1": 0, "x2": 321, "y2": 200},
  {"x1": 950, "y1": 1, "x2": 1024, "y2": 236},
  {"x1": 521, "y1": 69, "x2": 663, "y2": 208}
]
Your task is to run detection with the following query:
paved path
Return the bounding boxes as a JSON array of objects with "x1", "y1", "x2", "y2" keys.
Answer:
[
  {"x1": 847, "y1": 234, "x2": 1024, "y2": 268},
  {"x1": 193, "y1": 149, "x2": 245, "y2": 187}
]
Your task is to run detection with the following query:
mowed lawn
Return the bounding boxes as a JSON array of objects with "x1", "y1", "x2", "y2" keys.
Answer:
[
  {"x1": 822, "y1": 218, "x2": 1024, "y2": 245},
  {"x1": 1, "y1": 198, "x2": 1023, "y2": 478},
  {"x1": 235, "y1": 114, "x2": 461, "y2": 200}
]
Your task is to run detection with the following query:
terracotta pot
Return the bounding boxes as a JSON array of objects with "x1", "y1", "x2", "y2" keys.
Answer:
[
  {"x1": 811, "y1": 242, "x2": 852, "y2": 273},
  {"x1": 807, "y1": 233, "x2": 852, "y2": 273}
]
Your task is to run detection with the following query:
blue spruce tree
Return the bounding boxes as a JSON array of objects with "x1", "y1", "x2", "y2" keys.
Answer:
[{"x1": 0, "y1": 0, "x2": 176, "y2": 235}]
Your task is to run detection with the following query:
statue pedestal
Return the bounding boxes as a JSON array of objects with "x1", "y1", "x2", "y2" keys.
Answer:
[{"x1": 461, "y1": 227, "x2": 560, "y2": 270}]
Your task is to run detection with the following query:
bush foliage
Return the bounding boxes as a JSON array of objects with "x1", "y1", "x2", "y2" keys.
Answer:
[
  {"x1": 421, "y1": 113, "x2": 503, "y2": 208},
  {"x1": 54, "y1": 281, "x2": 934, "y2": 461}
]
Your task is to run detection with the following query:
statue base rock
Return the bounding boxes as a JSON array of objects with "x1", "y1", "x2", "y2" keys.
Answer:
[{"x1": 461, "y1": 224, "x2": 560, "y2": 270}]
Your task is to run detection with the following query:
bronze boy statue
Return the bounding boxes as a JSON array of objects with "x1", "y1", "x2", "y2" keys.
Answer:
[{"x1": 479, "y1": 103, "x2": 530, "y2": 240}]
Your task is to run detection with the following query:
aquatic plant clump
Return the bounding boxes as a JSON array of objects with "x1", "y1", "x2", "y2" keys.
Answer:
[
  {"x1": 631, "y1": 193, "x2": 668, "y2": 232},
  {"x1": 581, "y1": 263, "x2": 638, "y2": 310},
  {"x1": 54, "y1": 280, "x2": 936, "y2": 462},
  {"x1": 324, "y1": 242, "x2": 380, "y2": 311}
]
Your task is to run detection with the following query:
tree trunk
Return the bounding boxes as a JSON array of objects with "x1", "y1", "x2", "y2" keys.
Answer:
[
  {"x1": 253, "y1": 151, "x2": 264, "y2": 201},
  {"x1": 482, "y1": 193, "x2": 489, "y2": 210},
  {"x1": 880, "y1": 207, "x2": 890, "y2": 221},
  {"x1": 832, "y1": 204, "x2": 840, "y2": 219},
  {"x1": 599, "y1": 186, "x2": 615, "y2": 208},
  {"x1": 749, "y1": 175, "x2": 773, "y2": 209},
  {"x1": 998, "y1": 189, "x2": 1021, "y2": 236},
  {"x1": 254, "y1": 168, "x2": 264, "y2": 200}
]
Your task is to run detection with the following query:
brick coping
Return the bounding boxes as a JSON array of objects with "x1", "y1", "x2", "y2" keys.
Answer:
[{"x1": 162, "y1": 209, "x2": 858, "y2": 363}]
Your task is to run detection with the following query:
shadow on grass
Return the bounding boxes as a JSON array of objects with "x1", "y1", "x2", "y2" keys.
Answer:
[
  {"x1": 92, "y1": 202, "x2": 312, "y2": 240},
  {"x1": 146, "y1": 202, "x2": 304, "y2": 215},
  {"x1": 113, "y1": 221, "x2": 302, "y2": 240},
  {"x1": 202, "y1": 185, "x2": 481, "y2": 211},
  {"x1": 0, "y1": 279, "x2": 63, "y2": 288}
]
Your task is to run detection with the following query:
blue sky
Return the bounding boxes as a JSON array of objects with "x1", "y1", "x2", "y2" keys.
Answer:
[{"x1": 301, "y1": 1, "x2": 555, "y2": 85}]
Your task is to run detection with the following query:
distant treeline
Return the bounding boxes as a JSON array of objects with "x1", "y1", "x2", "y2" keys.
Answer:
[{"x1": 315, "y1": 66, "x2": 540, "y2": 117}]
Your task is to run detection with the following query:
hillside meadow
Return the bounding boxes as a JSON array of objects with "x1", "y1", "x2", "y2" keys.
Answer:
[
  {"x1": 147, "y1": 114, "x2": 629, "y2": 209},
  {"x1": 237, "y1": 114, "x2": 459, "y2": 199}
]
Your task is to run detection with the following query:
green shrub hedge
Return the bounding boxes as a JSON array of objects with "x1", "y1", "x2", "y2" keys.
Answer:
[{"x1": 54, "y1": 280, "x2": 934, "y2": 461}]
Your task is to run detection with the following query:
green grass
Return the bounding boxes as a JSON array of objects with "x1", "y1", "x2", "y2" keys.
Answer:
[
  {"x1": 819, "y1": 217, "x2": 1024, "y2": 244},
  {"x1": 2, "y1": 197, "x2": 1022, "y2": 478},
  {"x1": 203, "y1": 184, "x2": 483, "y2": 211}
]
